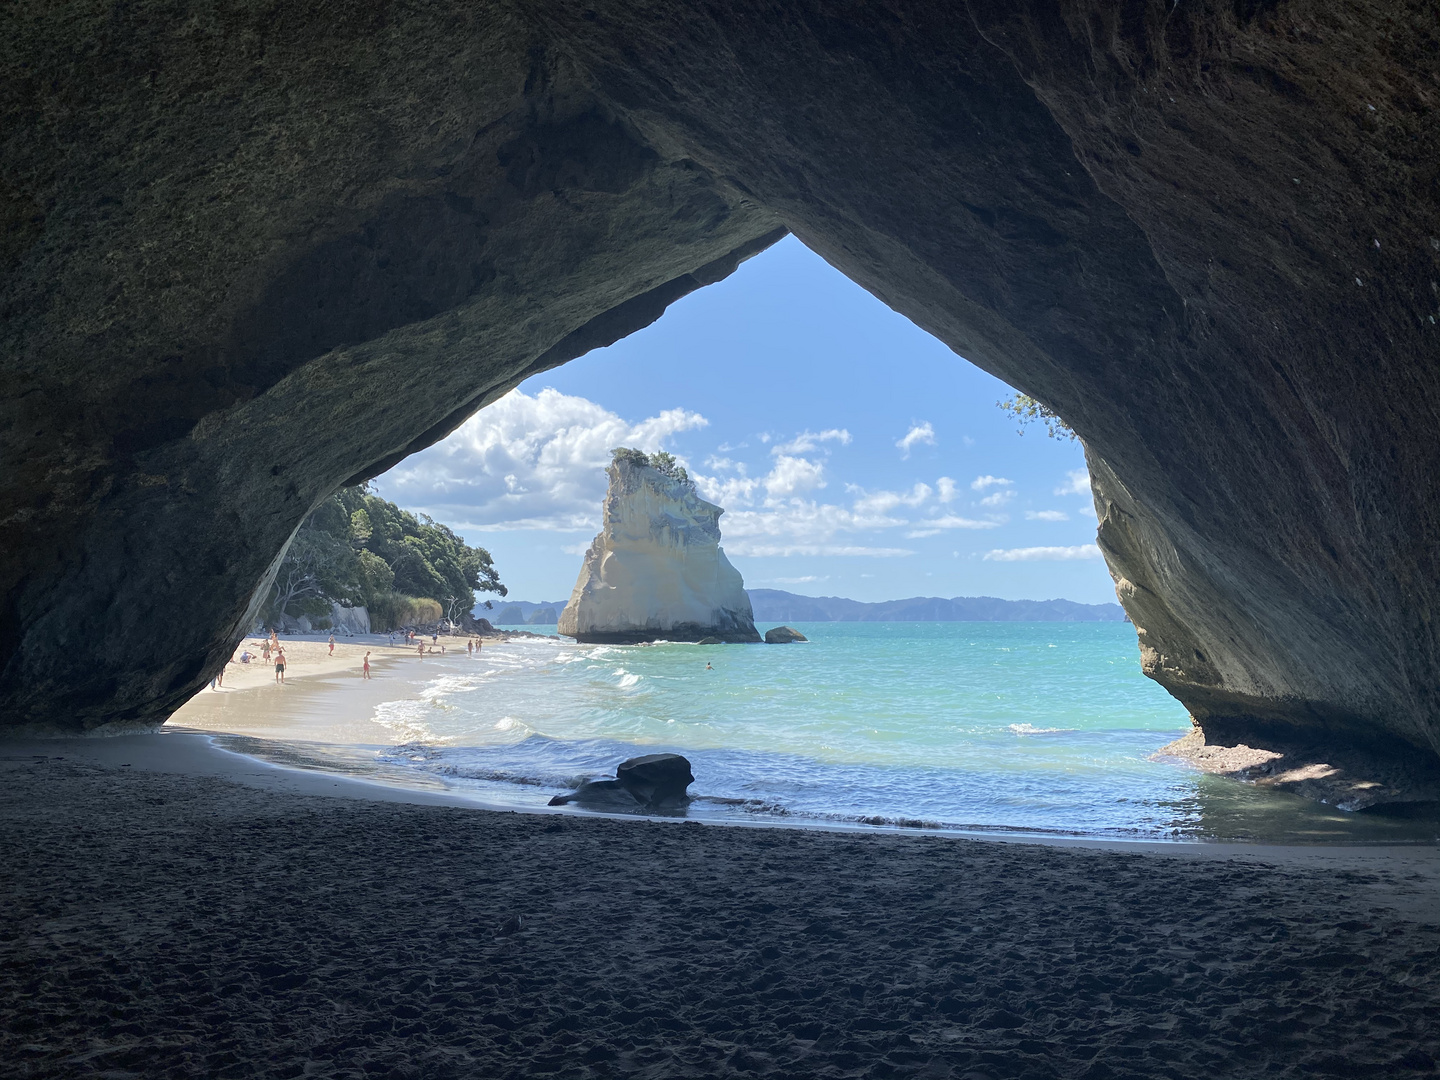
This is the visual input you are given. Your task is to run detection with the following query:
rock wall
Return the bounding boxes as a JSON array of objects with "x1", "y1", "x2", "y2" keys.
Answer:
[
  {"x1": 558, "y1": 460, "x2": 759, "y2": 644},
  {"x1": 3, "y1": 0, "x2": 1439, "y2": 800},
  {"x1": 329, "y1": 605, "x2": 371, "y2": 637}
]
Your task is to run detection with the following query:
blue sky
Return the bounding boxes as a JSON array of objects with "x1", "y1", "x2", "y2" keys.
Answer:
[{"x1": 373, "y1": 236, "x2": 1115, "y2": 606}]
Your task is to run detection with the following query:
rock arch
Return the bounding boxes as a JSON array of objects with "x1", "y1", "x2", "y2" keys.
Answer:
[{"x1": 3, "y1": 1, "x2": 1438, "y2": 801}]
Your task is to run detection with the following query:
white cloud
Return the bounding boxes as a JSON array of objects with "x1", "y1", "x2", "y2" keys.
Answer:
[
  {"x1": 906, "y1": 528, "x2": 941, "y2": 539},
  {"x1": 721, "y1": 499, "x2": 904, "y2": 546},
  {"x1": 979, "y1": 489, "x2": 1015, "y2": 508},
  {"x1": 1077, "y1": 503, "x2": 1097, "y2": 519},
  {"x1": 763, "y1": 455, "x2": 827, "y2": 497},
  {"x1": 1025, "y1": 510, "x2": 1070, "y2": 521},
  {"x1": 936, "y1": 476, "x2": 958, "y2": 503},
  {"x1": 983, "y1": 545, "x2": 1103, "y2": 562},
  {"x1": 1055, "y1": 469, "x2": 1090, "y2": 496},
  {"x1": 771, "y1": 575, "x2": 828, "y2": 584},
  {"x1": 896, "y1": 422, "x2": 937, "y2": 458},
  {"x1": 730, "y1": 543, "x2": 914, "y2": 558},
  {"x1": 694, "y1": 473, "x2": 762, "y2": 508},
  {"x1": 850, "y1": 482, "x2": 932, "y2": 516},
  {"x1": 927, "y1": 514, "x2": 1003, "y2": 530},
  {"x1": 559, "y1": 542, "x2": 591, "y2": 556},
  {"x1": 773, "y1": 429, "x2": 851, "y2": 455},
  {"x1": 971, "y1": 475, "x2": 1013, "y2": 491},
  {"x1": 376, "y1": 387, "x2": 707, "y2": 532}
]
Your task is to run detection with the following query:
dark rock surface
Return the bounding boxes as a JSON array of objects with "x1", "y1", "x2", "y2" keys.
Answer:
[
  {"x1": 4, "y1": 2, "x2": 1439, "y2": 797},
  {"x1": 764, "y1": 626, "x2": 808, "y2": 644},
  {"x1": 616, "y1": 753, "x2": 695, "y2": 809},
  {"x1": 547, "y1": 779, "x2": 640, "y2": 811},
  {"x1": 548, "y1": 753, "x2": 694, "y2": 810}
]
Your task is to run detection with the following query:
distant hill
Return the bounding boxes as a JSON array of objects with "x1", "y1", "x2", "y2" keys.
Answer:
[
  {"x1": 487, "y1": 600, "x2": 570, "y2": 624},
  {"x1": 745, "y1": 589, "x2": 1126, "y2": 622},
  {"x1": 486, "y1": 591, "x2": 1126, "y2": 623}
]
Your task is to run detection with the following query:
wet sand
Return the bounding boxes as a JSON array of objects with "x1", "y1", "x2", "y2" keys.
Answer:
[{"x1": 1, "y1": 733, "x2": 1437, "y2": 1079}]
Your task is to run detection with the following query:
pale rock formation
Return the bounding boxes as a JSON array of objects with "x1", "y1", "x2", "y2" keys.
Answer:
[
  {"x1": 559, "y1": 460, "x2": 760, "y2": 644},
  {"x1": 329, "y1": 604, "x2": 371, "y2": 636}
]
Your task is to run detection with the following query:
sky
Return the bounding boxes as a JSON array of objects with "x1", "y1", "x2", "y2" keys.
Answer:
[{"x1": 372, "y1": 236, "x2": 1115, "y2": 606}]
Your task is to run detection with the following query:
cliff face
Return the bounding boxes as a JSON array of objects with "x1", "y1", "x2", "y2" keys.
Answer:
[
  {"x1": 3, "y1": 0, "x2": 1439, "y2": 802},
  {"x1": 559, "y1": 461, "x2": 759, "y2": 644}
]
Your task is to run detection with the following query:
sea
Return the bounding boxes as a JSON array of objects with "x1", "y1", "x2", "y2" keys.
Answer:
[{"x1": 201, "y1": 621, "x2": 1440, "y2": 845}]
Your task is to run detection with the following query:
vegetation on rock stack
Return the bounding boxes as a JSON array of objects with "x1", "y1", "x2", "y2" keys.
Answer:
[
  {"x1": 265, "y1": 485, "x2": 505, "y2": 630},
  {"x1": 611, "y1": 447, "x2": 690, "y2": 483}
]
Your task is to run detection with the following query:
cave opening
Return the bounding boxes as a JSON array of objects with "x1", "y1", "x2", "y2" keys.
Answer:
[{"x1": 169, "y1": 238, "x2": 1436, "y2": 844}]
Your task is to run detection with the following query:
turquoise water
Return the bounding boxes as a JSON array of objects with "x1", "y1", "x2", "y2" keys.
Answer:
[{"x1": 357, "y1": 623, "x2": 1438, "y2": 842}]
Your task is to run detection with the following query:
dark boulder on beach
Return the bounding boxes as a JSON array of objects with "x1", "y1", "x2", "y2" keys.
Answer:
[
  {"x1": 765, "y1": 626, "x2": 808, "y2": 644},
  {"x1": 547, "y1": 779, "x2": 641, "y2": 810},
  {"x1": 617, "y1": 754, "x2": 694, "y2": 808},
  {"x1": 548, "y1": 753, "x2": 695, "y2": 810}
]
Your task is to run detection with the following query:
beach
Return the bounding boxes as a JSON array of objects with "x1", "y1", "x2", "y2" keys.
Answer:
[
  {"x1": 1, "y1": 731, "x2": 1438, "y2": 1079},
  {"x1": 5, "y1": 632, "x2": 1439, "y2": 1078}
]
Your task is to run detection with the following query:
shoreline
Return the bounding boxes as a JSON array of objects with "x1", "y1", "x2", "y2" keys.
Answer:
[
  {"x1": 162, "y1": 632, "x2": 1440, "y2": 849},
  {"x1": 2, "y1": 733, "x2": 1437, "y2": 1078},
  {"x1": 12, "y1": 728, "x2": 1440, "y2": 867}
]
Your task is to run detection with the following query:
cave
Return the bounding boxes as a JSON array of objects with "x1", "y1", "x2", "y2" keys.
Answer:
[{"x1": 3, "y1": 1, "x2": 1438, "y2": 806}]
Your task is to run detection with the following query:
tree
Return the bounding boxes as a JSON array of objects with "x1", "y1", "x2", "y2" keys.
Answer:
[
  {"x1": 996, "y1": 393, "x2": 1076, "y2": 441},
  {"x1": 611, "y1": 446, "x2": 689, "y2": 483},
  {"x1": 264, "y1": 483, "x2": 505, "y2": 629},
  {"x1": 647, "y1": 450, "x2": 689, "y2": 483},
  {"x1": 265, "y1": 525, "x2": 361, "y2": 624}
]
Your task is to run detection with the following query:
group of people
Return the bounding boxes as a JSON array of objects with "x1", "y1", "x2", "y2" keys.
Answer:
[{"x1": 214, "y1": 627, "x2": 488, "y2": 690}]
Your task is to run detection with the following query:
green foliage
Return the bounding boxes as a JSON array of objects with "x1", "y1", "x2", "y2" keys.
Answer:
[
  {"x1": 610, "y1": 446, "x2": 689, "y2": 483},
  {"x1": 997, "y1": 393, "x2": 1076, "y2": 441},
  {"x1": 367, "y1": 592, "x2": 444, "y2": 632},
  {"x1": 647, "y1": 450, "x2": 689, "y2": 483},
  {"x1": 265, "y1": 483, "x2": 505, "y2": 629},
  {"x1": 610, "y1": 446, "x2": 652, "y2": 468}
]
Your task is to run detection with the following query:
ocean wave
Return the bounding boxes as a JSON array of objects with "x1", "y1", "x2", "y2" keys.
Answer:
[
  {"x1": 370, "y1": 702, "x2": 443, "y2": 744},
  {"x1": 1008, "y1": 723, "x2": 1070, "y2": 735}
]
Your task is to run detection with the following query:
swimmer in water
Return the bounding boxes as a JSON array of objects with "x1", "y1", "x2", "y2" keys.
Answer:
[{"x1": 705, "y1": 662, "x2": 713, "y2": 670}]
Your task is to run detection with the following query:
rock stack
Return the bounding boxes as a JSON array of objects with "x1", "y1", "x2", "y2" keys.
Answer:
[{"x1": 558, "y1": 452, "x2": 760, "y2": 644}]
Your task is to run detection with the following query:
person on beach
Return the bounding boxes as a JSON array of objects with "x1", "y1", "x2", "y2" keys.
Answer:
[
  {"x1": 328, "y1": 633, "x2": 335, "y2": 656},
  {"x1": 362, "y1": 652, "x2": 371, "y2": 680},
  {"x1": 240, "y1": 650, "x2": 251, "y2": 664},
  {"x1": 417, "y1": 641, "x2": 425, "y2": 658},
  {"x1": 467, "y1": 639, "x2": 473, "y2": 657},
  {"x1": 275, "y1": 648, "x2": 286, "y2": 684},
  {"x1": 216, "y1": 661, "x2": 224, "y2": 687},
  {"x1": 261, "y1": 639, "x2": 271, "y2": 662}
]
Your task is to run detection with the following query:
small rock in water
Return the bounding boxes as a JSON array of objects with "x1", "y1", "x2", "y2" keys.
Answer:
[
  {"x1": 547, "y1": 753, "x2": 695, "y2": 810},
  {"x1": 696, "y1": 636, "x2": 723, "y2": 645},
  {"x1": 764, "y1": 625, "x2": 808, "y2": 643}
]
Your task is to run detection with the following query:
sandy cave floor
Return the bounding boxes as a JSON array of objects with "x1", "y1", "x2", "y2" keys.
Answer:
[{"x1": 1, "y1": 746, "x2": 1438, "y2": 1080}]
